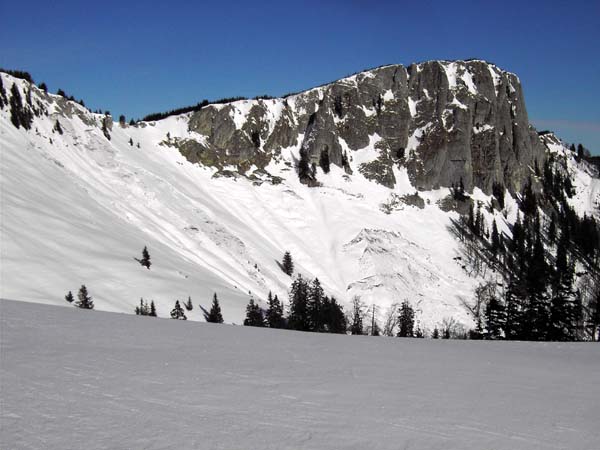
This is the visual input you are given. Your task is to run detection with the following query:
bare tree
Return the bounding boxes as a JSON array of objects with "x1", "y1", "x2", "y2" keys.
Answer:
[{"x1": 382, "y1": 303, "x2": 400, "y2": 336}]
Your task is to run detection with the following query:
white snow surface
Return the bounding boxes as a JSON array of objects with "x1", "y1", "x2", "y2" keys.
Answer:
[{"x1": 1, "y1": 299, "x2": 599, "y2": 450}]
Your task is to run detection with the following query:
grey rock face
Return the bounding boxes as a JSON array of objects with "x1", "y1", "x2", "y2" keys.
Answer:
[{"x1": 180, "y1": 60, "x2": 546, "y2": 193}]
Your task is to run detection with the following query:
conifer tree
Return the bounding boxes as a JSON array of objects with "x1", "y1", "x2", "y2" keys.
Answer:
[
  {"x1": 265, "y1": 291, "x2": 285, "y2": 328},
  {"x1": 204, "y1": 293, "x2": 224, "y2": 323},
  {"x1": 341, "y1": 150, "x2": 349, "y2": 172},
  {"x1": 288, "y1": 275, "x2": 310, "y2": 331},
  {"x1": 139, "y1": 246, "x2": 151, "y2": 269},
  {"x1": 170, "y1": 300, "x2": 186, "y2": 320},
  {"x1": 149, "y1": 300, "x2": 157, "y2": 317},
  {"x1": 308, "y1": 278, "x2": 325, "y2": 331},
  {"x1": 349, "y1": 297, "x2": 364, "y2": 335},
  {"x1": 282, "y1": 251, "x2": 294, "y2": 276},
  {"x1": 397, "y1": 301, "x2": 415, "y2": 337},
  {"x1": 484, "y1": 294, "x2": 505, "y2": 339},
  {"x1": 129, "y1": 137, "x2": 133, "y2": 146},
  {"x1": 65, "y1": 291, "x2": 74, "y2": 303},
  {"x1": 39, "y1": 82, "x2": 48, "y2": 93},
  {"x1": 184, "y1": 296, "x2": 193, "y2": 311},
  {"x1": 322, "y1": 296, "x2": 347, "y2": 334},
  {"x1": 244, "y1": 298, "x2": 265, "y2": 327},
  {"x1": 76, "y1": 285, "x2": 94, "y2": 309},
  {"x1": 432, "y1": 327, "x2": 440, "y2": 339}
]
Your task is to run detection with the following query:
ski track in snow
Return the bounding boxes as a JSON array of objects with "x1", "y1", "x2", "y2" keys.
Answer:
[{"x1": 1, "y1": 300, "x2": 599, "y2": 450}]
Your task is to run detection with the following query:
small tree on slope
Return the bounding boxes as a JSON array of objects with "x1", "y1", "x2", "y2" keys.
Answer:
[
  {"x1": 204, "y1": 293, "x2": 224, "y2": 323},
  {"x1": 77, "y1": 285, "x2": 94, "y2": 309},
  {"x1": 65, "y1": 291, "x2": 74, "y2": 304},
  {"x1": 282, "y1": 251, "x2": 294, "y2": 276},
  {"x1": 138, "y1": 246, "x2": 151, "y2": 269},
  {"x1": 170, "y1": 300, "x2": 186, "y2": 320}
]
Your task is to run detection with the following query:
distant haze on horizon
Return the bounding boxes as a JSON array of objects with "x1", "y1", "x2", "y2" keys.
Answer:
[{"x1": 2, "y1": 0, "x2": 598, "y2": 153}]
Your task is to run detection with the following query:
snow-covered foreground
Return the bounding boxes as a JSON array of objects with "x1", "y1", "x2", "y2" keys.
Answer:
[{"x1": 1, "y1": 300, "x2": 598, "y2": 450}]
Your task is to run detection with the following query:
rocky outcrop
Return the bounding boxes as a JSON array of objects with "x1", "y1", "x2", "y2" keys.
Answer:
[{"x1": 176, "y1": 60, "x2": 547, "y2": 194}]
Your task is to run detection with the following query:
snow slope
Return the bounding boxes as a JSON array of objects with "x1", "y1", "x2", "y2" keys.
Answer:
[
  {"x1": 1, "y1": 299, "x2": 599, "y2": 450},
  {"x1": 1, "y1": 72, "x2": 597, "y2": 328}
]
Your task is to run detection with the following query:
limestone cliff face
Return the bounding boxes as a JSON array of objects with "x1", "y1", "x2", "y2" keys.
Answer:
[{"x1": 180, "y1": 60, "x2": 546, "y2": 193}]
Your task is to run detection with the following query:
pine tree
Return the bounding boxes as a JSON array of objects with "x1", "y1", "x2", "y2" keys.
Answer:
[
  {"x1": 65, "y1": 291, "x2": 74, "y2": 303},
  {"x1": 170, "y1": 300, "x2": 187, "y2": 320},
  {"x1": 139, "y1": 246, "x2": 151, "y2": 269},
  {"x1": 484, "y1": 294, "x2": 505, "y2": 339},
  {"x1": 349, "y1": 297, "x2": 364, "y2": 335},
  {"x1": 308, "y1": 278, "x2": 325, "y2": 331},
  {"x1": 288, "y1": 275, "x2": 311, "y2": 331},
  {"x1": 204, "y1": 293, "x2": 224, "y2": 323},
  {"x1": 282, "y1": 251, "x2": 294, "y2": 276},
  {"x1": 184, "y1": 296, "x2": 193, "y2": 311},
  {"x1": 76, "y1": 285, "x2": 94, "y2": 309},
  {"x1": 149, "y1": 301, "x2": 157, "y2": 317},
  {"x1": 135, "y1": 298, "x2": 150, "y2": 316},
  {"x1": 397, "y1": 301, "x2": 415, "y2": 337},
  {"x1": 319, "y1": 147, "x2": 330, "y2": 174},
  {"x1": 370, "y1": 305, "x2": 380, "y2": 336},
  {"x1": 119, "y1": 114, "x2": 126, "y2": 127},
  {"x1": 432, "y1": 327, "x2": 440, "y2": 339},
  {"x1": 322, "y1": 296, "x2": 347, "y2": 333},
  {"x1": 265, "y1": 291, "x2": 285, "y2": 328},
  {"x1": 129, "y1": 119, "x2": 135, "y2": 126},
  {"x1": 244, "y1": 298, "x2": 265, "y2": 327},
  {"x1": 129, "y1": 137, "x2": 133, "y2": 146},
  {"x1": 39, "y1": 82, "x2": 48, "y2": 93}
]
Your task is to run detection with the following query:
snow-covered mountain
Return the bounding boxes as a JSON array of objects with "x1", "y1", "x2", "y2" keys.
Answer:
[{"x1": 1, "y1": 61, "x2": 598, "y2": 328}]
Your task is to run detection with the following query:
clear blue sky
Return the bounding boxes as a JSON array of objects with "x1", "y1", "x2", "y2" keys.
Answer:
[{"x1": 2, "y1": 0, "x2": 599, "y2": 153}]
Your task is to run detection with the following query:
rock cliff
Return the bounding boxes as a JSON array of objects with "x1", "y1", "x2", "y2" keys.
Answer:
[{"x1": 177, "y1": 60, "x2": 546, "y2": 193}]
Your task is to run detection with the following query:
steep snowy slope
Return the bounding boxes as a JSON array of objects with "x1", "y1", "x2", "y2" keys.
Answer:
[{"x1": 0, "y1": 69, "x2": 597, "y2": 328}]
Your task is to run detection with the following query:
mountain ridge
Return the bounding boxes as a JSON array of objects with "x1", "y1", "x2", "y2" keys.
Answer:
[{"x1": 0, "y1": 65, "x2": 598, "y2": 331}]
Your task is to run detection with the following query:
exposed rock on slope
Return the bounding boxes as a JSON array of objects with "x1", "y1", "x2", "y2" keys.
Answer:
[{"x1": 181, "y1": 60, "x2": 546, "y2": 193}]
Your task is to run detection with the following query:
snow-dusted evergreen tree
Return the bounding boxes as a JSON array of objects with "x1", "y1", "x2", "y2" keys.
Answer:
[
  {"x1": 491, "y1": 219, "x2": 501, "y2": 255},
  {"x1": 184, "y1": 296, "x2": 193, "y2": 311},
  {"x1": 204, "y1": 293, "x2": 224, "y2": 323},
  {"x1": 432, "y1": 327, "x2": 440, "y2": 339},
  {"x1": 64, "y1": 291, "x2": 74, "y2": 304},
  {"x1": 397, "y1": 301, "x2": 414, "y2": 337},
  {"x1": 76, "y1": 285, "x2": 94, "y2": 309},
  {"x1": 170, "y1": 300, "x2": 186, "y2": 320},
  {"x1": 265, "y1": 291, "x2": 285, "y2": 328},
  {"x1": 243, "y1": 298, "x2": 264, "y2": 327},
  {"x1": 54, "y1": 120, "x2": 63, "y2": 135},
  {"x1": 282, "y1": 251, "x2": 294, "y2": 276}
]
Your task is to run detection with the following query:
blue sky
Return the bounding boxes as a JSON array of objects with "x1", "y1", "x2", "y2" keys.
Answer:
[{"x1": 2, "y1": 0, "x2": 599, "y2": 153}]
